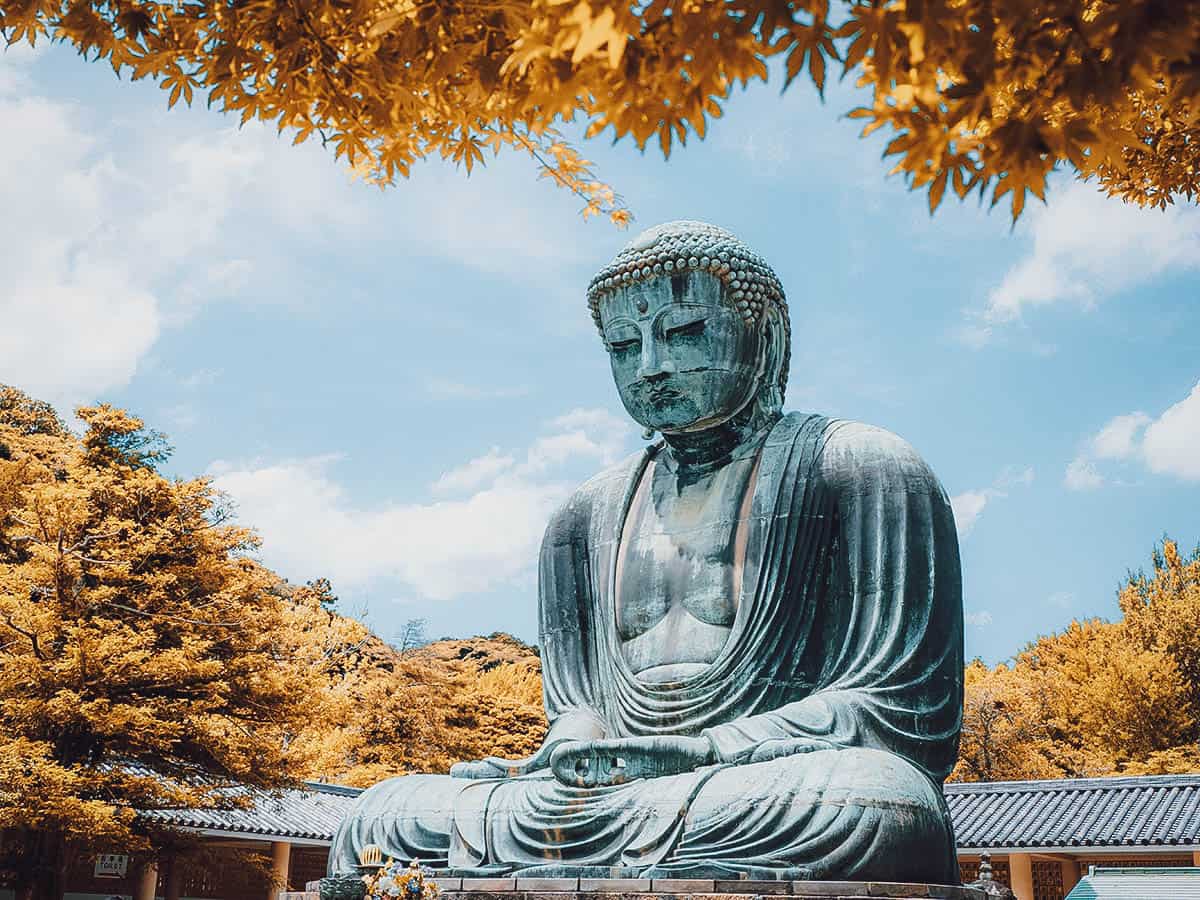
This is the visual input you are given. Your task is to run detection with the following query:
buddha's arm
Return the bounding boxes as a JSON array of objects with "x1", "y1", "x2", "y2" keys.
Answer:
[
  {"x1": 538, "y1": 490, "x2": 611, "y2": 736},
  {"x1": 705, "y1": 422, "x2": 963, "y2": 779},
  {"x1": 455, "y1": 490, "x2": 612, "y2": 780}
]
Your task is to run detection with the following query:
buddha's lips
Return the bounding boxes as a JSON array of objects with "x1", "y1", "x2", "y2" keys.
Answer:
[
  {"x1": 640, "y1": 381, "x2": 681, "y2": 400},
  {"x1": 646, "y1": 386, "x2": 682, "y2": 404}
]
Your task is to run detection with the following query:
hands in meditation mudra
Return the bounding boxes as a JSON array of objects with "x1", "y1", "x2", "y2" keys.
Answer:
[{"x1": 327, "y1": 222, "x2": 964, "y2": 884}]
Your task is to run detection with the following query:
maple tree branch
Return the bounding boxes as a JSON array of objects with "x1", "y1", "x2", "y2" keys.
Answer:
[
  {"x1": 98, "y1": 601, "x2": 243, "y2": 628},
  {"x1": 3, "y1": 615, "x2": 47, "y2": 661}
]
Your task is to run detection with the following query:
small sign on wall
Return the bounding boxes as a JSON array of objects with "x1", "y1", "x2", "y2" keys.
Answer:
[{"x1": 94, "y1": 855, "x2": 129, "y2": 879}]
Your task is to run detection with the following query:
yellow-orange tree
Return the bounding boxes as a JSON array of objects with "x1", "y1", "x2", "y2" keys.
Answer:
[
  {"x1": 2, "y1": 1, "x2": 1197, "y2": 222},
  {"x1": 952, "y1": 537, "x2": 1200, "y2": 782},
  {"x1": 292, "y1": 629, "x2": 547, "y2": 787},
  {"x1": 0, "y1": 386, "x2": 320, "y2": 900}
]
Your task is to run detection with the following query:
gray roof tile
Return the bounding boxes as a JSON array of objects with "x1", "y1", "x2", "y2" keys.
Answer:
[
  {"x1": 141, "y1": 781, "x2": 361, "y2": 842},
  {"x1": 946, "y1": 774, "x2": 1200, "y2": 849}
]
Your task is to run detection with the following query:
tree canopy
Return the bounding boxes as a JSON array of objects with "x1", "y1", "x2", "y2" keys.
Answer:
[
  {"x1": 952, "y1": 538, "x2": 1200, "y2": 782},
  {"x1": 2, "y1": 1, "x2": 1196, "y2": 223},
  {"x1": 0, "y1": 389, "x2": 322, "y2": 900}
]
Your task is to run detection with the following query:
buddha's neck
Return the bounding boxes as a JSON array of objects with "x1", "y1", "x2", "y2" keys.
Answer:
[{"x1": 660, "y1": 400, "x2": 780, "y2": 476}]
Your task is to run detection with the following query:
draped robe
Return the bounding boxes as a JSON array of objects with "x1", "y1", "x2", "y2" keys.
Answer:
[{"x1": 327, "y1": 413, "x2": 964, "y2": 883}]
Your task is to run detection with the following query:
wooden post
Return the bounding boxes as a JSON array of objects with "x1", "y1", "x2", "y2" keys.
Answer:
[
  {"x1": 1008, "y1": 853, "x2": 1034, "y2": 900},
  {"x1": 1060, "y1": 859, "x2": 1080, "y2": 895},
  {"x1": 134, "y1": 860, "x2": 159, "y2": 900},
  {"x1": 1193, "y1": 850, "x2": 1200, "y2": 865},
  {"x1": 270, "y1": 841, "x2": 292, "y2": 899},
  {"x1": 164, "y1": 852, "x2": 182, "y2": 900}
]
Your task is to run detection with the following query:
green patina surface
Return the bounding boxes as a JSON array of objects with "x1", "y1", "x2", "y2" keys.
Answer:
[{"x1": 324, "y1": 222, "x2": 965, "y2": 885}]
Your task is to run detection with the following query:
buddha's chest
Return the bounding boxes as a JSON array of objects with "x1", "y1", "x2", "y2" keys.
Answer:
[{"x1": 614, "y1": 455, "x2": 757, "y2": 677}]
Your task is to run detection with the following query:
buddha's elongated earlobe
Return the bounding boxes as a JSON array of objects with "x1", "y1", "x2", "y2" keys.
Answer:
[
  {"x1": 642, "y1": 427, "x2": 656, "y2": 441},
  {"x1": 755, "y1": 305, "x2": 787, "y2": 415}
]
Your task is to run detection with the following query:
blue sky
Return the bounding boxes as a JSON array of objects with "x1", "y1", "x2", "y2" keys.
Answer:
[{"x1": 3, "y1": 41, "x2": 1199, "y2": 664}]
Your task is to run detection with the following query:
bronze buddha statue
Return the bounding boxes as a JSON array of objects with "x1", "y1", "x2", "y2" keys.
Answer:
[{"x1": 326, "y1": 221, "x2": 963, "y2": 884}]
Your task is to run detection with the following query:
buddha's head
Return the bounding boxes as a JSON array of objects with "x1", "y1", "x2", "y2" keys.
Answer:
[{"x1": 587, "y1": 221, "x2": 790, "y2": 436}]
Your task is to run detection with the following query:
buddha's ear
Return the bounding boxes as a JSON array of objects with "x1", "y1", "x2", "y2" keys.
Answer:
[{"x1": 757, "y1": 304, "x2": 787, "y2": 413}]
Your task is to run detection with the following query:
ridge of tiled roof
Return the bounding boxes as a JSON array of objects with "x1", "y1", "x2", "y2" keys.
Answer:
[
  {"x1": 947, "y1": 773, "x2": 1200, "y2": 793},
  {"x1": 300, "y1": 781, "x2": 364, "y2": 797}
]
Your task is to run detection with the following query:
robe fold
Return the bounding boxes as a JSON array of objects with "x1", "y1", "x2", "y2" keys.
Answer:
[{"x1": 327, "y1": 413, "x2": 964, "y2": 884}]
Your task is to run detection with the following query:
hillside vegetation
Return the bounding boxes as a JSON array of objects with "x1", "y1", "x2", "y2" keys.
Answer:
[{"x1": 290, "y1": 616, "x2": 547, "y2": 786}]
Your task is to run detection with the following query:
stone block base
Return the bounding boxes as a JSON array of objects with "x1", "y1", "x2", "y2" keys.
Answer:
[{"x1": 293, "y1": 881, "x2": 985, "y2": 900}]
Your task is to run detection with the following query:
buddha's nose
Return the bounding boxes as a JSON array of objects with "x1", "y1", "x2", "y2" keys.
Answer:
[{"x1": 638, "y1": 346, "x2": 676, "y2": 381}]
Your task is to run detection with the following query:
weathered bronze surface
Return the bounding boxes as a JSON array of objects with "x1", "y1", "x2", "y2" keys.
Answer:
[{"x1": 326, "y1": 221, "x2": 964, "y2": 884}]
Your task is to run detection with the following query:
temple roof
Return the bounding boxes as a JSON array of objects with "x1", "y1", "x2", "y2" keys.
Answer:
[
  {"x1": 142, "y1": 773, "x2": 1200, "y2": 850},
  {"x1": 946, "y1": 774, "x2": 1200, "y2": 850},
  {"x1": 139, "y1": 780, "x2": 360, "y2": 843},
  {"x1": 1064, "y1": 867, "x2": 1200, "y2": 899}
]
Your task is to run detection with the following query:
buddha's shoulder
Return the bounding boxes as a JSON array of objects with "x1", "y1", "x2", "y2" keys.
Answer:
[
  {"x1": 544, "y1": 449, "x2": 646, "y2": 532},
  {"x1": 778, "y1": 413, "x2": 940, "y2": 491}
]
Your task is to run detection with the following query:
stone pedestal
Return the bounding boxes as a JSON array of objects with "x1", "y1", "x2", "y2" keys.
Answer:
[
  {"x1": 431, "y1": 881, "x2": 984, "y2": 900},
  {"x1": 295, "y1": 879, "x2": 986, "y2": 900}
]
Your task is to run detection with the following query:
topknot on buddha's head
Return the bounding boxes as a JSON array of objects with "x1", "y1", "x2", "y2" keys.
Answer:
[{"x1": 586, "y1": 220, "x2": 789, "y2": 335}]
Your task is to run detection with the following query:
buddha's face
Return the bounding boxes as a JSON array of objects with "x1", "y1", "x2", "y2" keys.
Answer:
[{"x1": 600, "y1": 271, "x2": 762, "y2": 434}]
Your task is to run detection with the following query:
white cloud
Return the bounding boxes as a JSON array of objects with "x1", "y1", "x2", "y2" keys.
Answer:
[
  {"x1": 206, "y1": 259, "x2": 254, "y2": 296},
  {"x1": 1064, "y1": 411, "x2": 1151, "y2": 490},
  {"x1": 950, "y1": 491, "x2": 990, "y2": 536},
  {"x1": 1063, "y1": 456, "x2": 1104, "y2": 491},
  {"x1": 1143, "y1": 382, "x2": 1200, "y2": 481},
  {"x1": 0, "y1": 64, "x2": 158, "y2": 405},
  {"x1": 432, "y1": 448, "x2": 516, "y2": 495},
  {"x1": 1092, "y1": 412, "x2": 1152, "y2": 460},
  {"x1": 964, "y1": 610, "x2": 994, "y2": 628},
  {"x1": 0, "y1": 41, "x2": 38, "y2": 95},
  {"x1": 967, "y1": 180, "x2": 1200, "y2": 342},
  {"x1": 0, "y1": 46, "x2": 351, "y2": 408},
  {"x1": 0, "y1": 44, "x2": 582, "y2": 410},
  {"x1": 524, "y1": 408, "x2": 631, "y2": 472},
  {"x1": 211, "y1": 408, "x2": 634, "y2": 600},
  {"x1": 951, "y1": 466, "x2": 1034, "y2": 537},
  {"x1": 1065, "y1": 381, "x2": 1200, "y2": 488}
]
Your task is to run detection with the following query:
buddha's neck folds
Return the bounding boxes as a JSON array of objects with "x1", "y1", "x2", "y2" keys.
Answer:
[{"x1": 659, "y1": 395, "x2": 780, "y2": 477}]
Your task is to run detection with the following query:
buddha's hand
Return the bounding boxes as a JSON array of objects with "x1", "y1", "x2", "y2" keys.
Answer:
[
  {"x1": 549, "y1": 736, "x2": 716, "y2": 788},
  {"x1": 745, "y1": 737, "x2": 838, "y2": 763},
  {"x1": 450, "y1": 738, "x2": 561, "y2": 779}
]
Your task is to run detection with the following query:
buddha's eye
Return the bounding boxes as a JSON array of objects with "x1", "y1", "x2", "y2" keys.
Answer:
[
  {"x1": 605, "y1": 324, "x2": 640, "y2": 353},
  {"x1": 664, "y1": 318, "x2": 706, "y2": 339}
]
